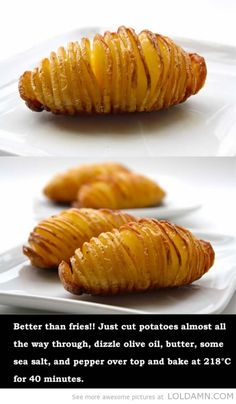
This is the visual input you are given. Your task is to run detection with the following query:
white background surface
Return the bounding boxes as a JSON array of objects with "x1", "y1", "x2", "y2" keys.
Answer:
[
  {"x1": 0, "y1": 157, "x2": 235, "y2": 313},
  {"x1": 0, "y1": 0, "x2": 236, "y2": 61}
]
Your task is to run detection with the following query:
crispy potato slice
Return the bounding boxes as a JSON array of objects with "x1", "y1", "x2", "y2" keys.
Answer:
[
  {"x1": 31, "y1": 67, "x2": 45, "y2": 107},
  {"x1": 161, "y1": 36, "x2": 179, "y2": 108},
  {"x1": 81, "y1": 38, "x2": 102, "y2": 113},
  {"x1": 19, "y1": 71, "x2": 43, "y2": 111},
  {"x1": 126, "y1": 28, "x2": 150, "y2": 111},
  {"x1": 60, "y1": 46, "x2": 80, "y2": 113},
  {"x1": 49, "y1": 51, "x2": 65, "y2": 113},
  {"x1": 56, "y1": 47, "x2": 75, "y2": 114},
  {"x1": 114, "y1": 32, "x2": 128, "y2": 111},
  {"x1": 92, "y1": 34, "x2": 112, "y2": 113},
  {"x1": 151, "y1": 35, "x2": 171, "y2": 110},
  {"x1": 118, "y1": 26, "x2": 136, "y2": 112},
  {"x1": 38, "y1": 58, "x2": 55, "y2": 112},
  {"x1": 139, "y1": 30, "x2": 163, "y2": 110},
  {"x1": 71, "y1": 42, "x2": 91, "y2": 113},
  {"x1": 168, "y1": 38, "x2": 186, "y2": 107},
  {"x1": 174, "y1": 46, "x2": 188, "y2": 105},
  {"x1": 189, "y1": 53, "x2": 206, "y2": 95},
  {"x1": 104, "y1": 31, "x2": 121, "y2": 112},
  {"x1": 183, "y1": 52, "x2": 193, "y2": 102},
  {"x1": 73, "y1": 42, "x2": 92, "y2": 113},
  {"x1": 18, "y1": 71, "x2": 32, "y2": 102},
  {"x1": 67, "y1": 43, "x2": 83, "y2": 113},
  {"x1": 111, "y1": 33, "x2": 122, "y2": 111}
]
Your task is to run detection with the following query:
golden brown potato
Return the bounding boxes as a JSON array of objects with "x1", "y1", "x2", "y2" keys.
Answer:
[
  {"x1": 43, "y1": 162, "x2": 130, "y2": 203},
  {"x1": 23, "y1": 208, "x2": 137, "y2": 269},
  {"x1": 19, "y1": 26, "x2": 206, "y2": 114},
  {"x1": 59, "y1": 219, "x2": 214, "y2": 295},
  {"x1": 75, "y1": 172, "x2": 165, "y2": 209}
]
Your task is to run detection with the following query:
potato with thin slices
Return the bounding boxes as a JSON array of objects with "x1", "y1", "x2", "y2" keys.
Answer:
[
  {"x1": 19, "y1": 26, "x2": 207, "y2": 114},
  {"x1": 23, "y1": 208, "x2": 137, "y2": 269},
  {"x1": 43, "y1": 162, "x2": 130, "y2": 203},
  {"x1": 59, "y1": 219, "x2": 215, "y2": 296},
  {"x1": 75, "y1": 172, "x2": 166, "y2": 209}
]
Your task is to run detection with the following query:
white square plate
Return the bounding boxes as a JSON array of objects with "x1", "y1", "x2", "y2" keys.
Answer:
[
  {"x1": 0, "y1": 231, "x2": 235, "y2": 314},
  {"x1": 0, "y1": 27, "x2": 236, "y2": 156}
]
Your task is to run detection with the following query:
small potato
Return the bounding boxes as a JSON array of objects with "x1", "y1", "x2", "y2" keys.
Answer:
[
  {"x1": 59, "y1": 219, "x2": 215, "y2": 296},
  {"x1": 19, "y1": 26, "x2": 206, "y2": 115},
  {"x1": 23, "y1": 208, "x2": 137, "y2": 269}
]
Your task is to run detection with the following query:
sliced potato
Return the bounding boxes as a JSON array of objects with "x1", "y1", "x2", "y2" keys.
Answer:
[
  {"x1": 92, "y1": 34, "x2": 112, "y2": 113},
  {"x1": 31, "y1": 67, "x2": 46, "y2": 107},
  {"x1": 74, "y1": 42, "x2": 92, "y2": 113},
  {"x1": 49, "y1": 51, "x2": 65, "y2": 113},
  {"x1": 118, "y1": 26, "x2": 136, "y2": 112},
  {"x1": 81, "y1": 38, "x2": 102, "y2": 113},
  {"x1": 174, "y1": 46, "x2": 188, "y2": 105},
  {"x1": 152, "y1": 35, "x2": 171, "y2": 110},
  {"x1": 111, "y1": 33, "x2": 122, "y2": 111},
  {"x1": 104, "y1": 31, "x2": 122, "y2": 112},
  {"x1": 161, "y1": 36, "x2": 178, "y2": 108},
  {"x1": 169, "y1": 38, "x2": 183, "y2": 107},
  {"x1": 126, "y1": 28, "x2": 150, "y2": 111},
  {"x1": 38, "y1": 58, "x2": 55, "y2": 112},
  {"x1": 67, "y1": 43, "x2": 83, "y2": 113},
  {"x1": 114, "y1": 32, "x2": 128, "y2": 111},
  {"x1": 60, "y1": 46, "x2": 79, "y2": 114},
  {"x1": 183, "y1": 52, "x2": 193, "y2": 102},
  {"x1": 19, "y1": 27, "x2": 207, "y2": 115},
  {"x1": 189, "y1": 54, "x2": 199, "y2": 95},
  {"x1": 139, "y1": 30, "x2": 163, "y2": 110},
  {"x1": 71, "y1": 42, "x2": 90, "y2": 113},
  {"x1": 56, "y1": 47, "x2": 75, "y2": 114}
]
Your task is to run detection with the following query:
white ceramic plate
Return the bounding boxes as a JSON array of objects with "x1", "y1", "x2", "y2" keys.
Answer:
[
  {"x1": 33, "y1": 175, "x2": 201, "y2": 221},
  {"x1": 0, "y1": 231, "x2": 235, "y2": 314},
  {"x1": 0, "y1": 27, "x2": 236, "y2": 156}
]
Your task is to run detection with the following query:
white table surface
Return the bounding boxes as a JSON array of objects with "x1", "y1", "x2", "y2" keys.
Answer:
[
  {"x1": 1, "y1": 0, "x2": 236, "y2": 62},
  {"x1": 0, "y1": 157, "x2": 235, "y2": 314}
]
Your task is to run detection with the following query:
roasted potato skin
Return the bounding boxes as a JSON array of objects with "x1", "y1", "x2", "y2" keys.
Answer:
[
  {"x1": 59, "y1": 219, "x2": 214, "y2": 295},
  {"x1": 19, "y1": 27, "x2": 207, "y2": 115},
  {"x1": 43, "y1": 162, "x2": 130, "y2": 203},
  {"x1": 23, "y1": 208, "x2": 137, "y2": 269},
  {"x1": 75, "y1": 172, "x2": 166, "y2": 209}
]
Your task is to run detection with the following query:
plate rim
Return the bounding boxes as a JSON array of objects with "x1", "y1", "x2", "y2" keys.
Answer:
[{"x1": 33, "y1": 196, "x2": 202, "y2": 222}]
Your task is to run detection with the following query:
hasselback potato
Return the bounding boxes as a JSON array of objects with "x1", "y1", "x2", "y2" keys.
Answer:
[
  {"x1": 43, "y1": 162, "x2": 129, "y2": 203},
  {"x1": 23, "y1": 208, "x2": 136, "y2": 268},
  {"x1": 75, "y1": 172, "x2": 165, "y2": 209},
  {"x1": 59, "y1": 219, "x2": 214, "y2": 295},
  {"x1": 19, "y1": 26, "x2": 206, "y2": 115}
]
